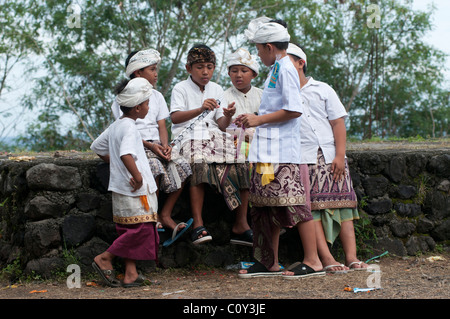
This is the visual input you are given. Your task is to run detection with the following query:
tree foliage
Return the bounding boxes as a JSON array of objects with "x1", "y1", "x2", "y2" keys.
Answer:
[{"x1": 1, "y1": 0, "x2": 448, "y2": 151}]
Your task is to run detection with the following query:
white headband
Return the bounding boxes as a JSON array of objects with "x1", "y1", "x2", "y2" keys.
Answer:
[
  {"x1": 287, "y1": 43, "x2": 307, "y2": 66},
  {"x1": 244, "y1": 16, "x2": 290, "y2": 44},
  {"x1": 125, "y1": 49, "x2": 161, "y2": 77},
  {"x1": 227, "y1": 48, "x2": 260, "y2": 75},
  {"x1": 116, "y1": 77, "x2": 153, "y2": 108}
]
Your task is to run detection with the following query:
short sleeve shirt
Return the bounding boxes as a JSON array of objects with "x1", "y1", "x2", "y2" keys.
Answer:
[
  {"x1": 169, "y1": 76, "x2": 227, "y2": 141},
  {"x1": 90, "y1": 117, "x2": 157, "y2": 196},
  {"x1": 299, "y1": 77, "x2": 348, "y2": 164},
  {"x1": 223, "y1": 85, "x2": 263, "y2": 119},
  {"x1": 248, "y1": 56, "x2": 304, "y2": 164}
]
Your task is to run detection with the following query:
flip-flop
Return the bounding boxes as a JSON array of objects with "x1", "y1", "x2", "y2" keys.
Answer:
[
  {"x1": 347, "y1": 261, "x2": 368, "y2": 271},
  {"x1": 191, "y1": 225, "x2": 212, "y2": 245},
  {"x1": 282, "y1": 263, "x2": 326, "y2": 280},
  {"x1": 122, "y1": 274, "x2": 148, "y2": 288},
  {"x1": 322, "y1": 264, "x2": 348, "y2": 274},
  {"x1": 238, "y1": 261, "x2": 283, "y2": 279},
  {"x1": 162, "y1": 218, "x2": 193, "y2": 247},
  {"x1": 230, "y1": 229, "x2": 253, "y2": 247},
  {"x1": 91, "y1": 261, "x2": 121, "y2": 287},
  {"x1": 156, "y1": 222, "x2": 165, "y2": 232}
]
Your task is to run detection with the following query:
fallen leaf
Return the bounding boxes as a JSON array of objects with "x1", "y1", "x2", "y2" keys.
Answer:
[
  {"x1": 86, "y1": 281, "x2": 99, "y2": 287},
  {"x1": 29, "y1": 289, "x2": 47, "y2": 294}
]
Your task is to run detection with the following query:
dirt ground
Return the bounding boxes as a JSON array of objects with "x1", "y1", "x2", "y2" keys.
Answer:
[{"x1": 1, "y1": 253, "x2": 448, "y2": 301}]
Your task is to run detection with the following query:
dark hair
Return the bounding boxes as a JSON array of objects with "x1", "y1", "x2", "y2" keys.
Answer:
[
  {"x1": 263, "y1": 19, "x2": 289, "y2": 50},
  {"x1": 113, "y1": 79, "x2": 134, "y2": 114},
  {"x1": 288, "y1": 42, "x2": 307, "y2": 74}
]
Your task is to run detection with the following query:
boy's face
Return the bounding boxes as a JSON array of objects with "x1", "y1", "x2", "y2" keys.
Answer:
[
  {"x1": 256, "y1": 43, "x2": 275, "y2": 67},
  {"x1": 228, "y1": 65, "x2": 256, "y2": 92},
  {"x1": 137, "y1": 99, "x2": 149, "y2": 119},
  {"x1": 135, "y1": 64, "x2": 158, "y2": 87},
  {"x1": 186, "y1": 62, "x2": 215, "y2": 87},
  {"x1": 288, "y1": 55, "x2": 305, "y2": 75}
]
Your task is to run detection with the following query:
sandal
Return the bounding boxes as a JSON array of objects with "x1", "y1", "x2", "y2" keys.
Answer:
[
  {"x1": 122, "y1": 274, "x2": 151, "y2": 288},
  {"x1": 323, "y1": 264, "x2": 348, "y2": 274},
  {"x1": 347, "y1": 261, "x2": 368, "y2": 271},
  {"x1": 163, "y1": 218, "x2": 193, "y2": 247},
  {"x1": 191, "y1": 226, "x2": 212, "y2": 245},
  {"x1": 91, "y1": 261, "x2": 121, "y2": 287},
  {"x1": 238, "y1": 261, "x2": 282, "y2": 279},
  {"x1": 282, "y1": 263, "x2": 325, "y2": 280},
  {"x1": 230, "y1": 229, "x2": 253, "y2": 247}
]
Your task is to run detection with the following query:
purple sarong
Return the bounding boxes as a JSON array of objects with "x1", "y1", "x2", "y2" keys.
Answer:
[{"x1": 107, "y1": 222, "x2": 159, "y2": 261}]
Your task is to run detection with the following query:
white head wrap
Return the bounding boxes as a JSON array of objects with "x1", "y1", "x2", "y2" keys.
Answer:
[
  {"x1": 116, "y1": 77, "x2": 153, "y2": 108},
  {"x1": 125, "y1": 49, "x2": 161, "y2": 77},
  {"x1": 244, "y1": 16, "x2": 290, "y2": 44},
  {"x1": 287, "y1": 43, "x2": 307, "y2": 66},
  {"x1": 226, "y1": 48, "x2": 260, "y2": 75}
]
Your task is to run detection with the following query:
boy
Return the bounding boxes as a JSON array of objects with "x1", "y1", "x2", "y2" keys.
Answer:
[
  {"x1": 224, "y1": 48, "x2": 262, "y2": 245},
  {"x1": 112, "y1": 48, "x2": 193, "y2": 247},
  {"x1": 224, "y1": 48, "x2": 263, "y2": 119},
  {"x1": 236, "y1": 17, "x2": 324, "y2": 278},
  {"x1": 91, "y1": 77, "x2": 159, "y2": 287},
  {"x1": 170, "y1": 44, "x2": 252, "y2": 245},
  {"x1": 287, "y1": 43, "x2": 367, "y2": 272}
]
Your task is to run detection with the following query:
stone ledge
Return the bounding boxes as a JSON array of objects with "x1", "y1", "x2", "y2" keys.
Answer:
[{"x1": 0, "y1": 148, "x2": 449, "y2": 279}]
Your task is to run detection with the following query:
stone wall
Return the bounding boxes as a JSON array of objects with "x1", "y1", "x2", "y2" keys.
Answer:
[{"x1": 0, "y1": 148, "x2": 449, "y2": 279}]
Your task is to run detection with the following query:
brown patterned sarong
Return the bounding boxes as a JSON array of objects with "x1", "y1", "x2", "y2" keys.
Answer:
[
  {"x1": 308, "y1": 149, "x2": 357, "y2": 210},
  {"x1": 249, "y1": 163, "x2": 312, "y2": 269},
  {"x1": 145, "y1": 141, "x2": 192, "y2": 194},
  {"x1": 176, "y1": 130, "x2": 250, "y2": 211}
]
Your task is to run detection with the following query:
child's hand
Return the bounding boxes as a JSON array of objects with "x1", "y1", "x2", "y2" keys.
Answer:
[
  {"x1": 235, "y1": 113, "x2": 260, "y2": 128},
  {"x1": 129, "y1": 175, "x2": 143, "y2": 192},
  {"x1": 150, "y1": 143, "x2": 170, "y2": 161},
  {"x1": 223, "y1": 102, "x2": 236, "y2": 118},
  {"x1": 201, "y1": 98, "x2": 219, "y2": 112},
  {"x1": 331, "y1": 156, "x2": 345, "y2": 182},
  {"x1": 163, "y1": 145, "x2": 172, "y2": 161}
]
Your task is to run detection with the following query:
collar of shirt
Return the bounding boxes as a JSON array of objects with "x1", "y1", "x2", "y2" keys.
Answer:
[{"x1": 301, "y1": 76, "x2": 320, "y2": 90}]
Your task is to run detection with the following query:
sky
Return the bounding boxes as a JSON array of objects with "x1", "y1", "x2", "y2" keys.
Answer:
[
  {"x1": 0, "y1": 0, "x2": 449, "y2": 143},
  {"x1": 412, "y1": 0, "x2": 450, "y2": 81}
]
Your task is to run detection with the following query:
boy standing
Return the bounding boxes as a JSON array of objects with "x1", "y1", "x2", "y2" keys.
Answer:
[
  {"x1": 91, "y1": 77, "x2": 159, "y2": 287},
  {"x1": 287, "y1": 43, "x2": 366, "y2": 272},
  {"x1": 237, "y1": 17, "x2": 324, "y2": 278}
]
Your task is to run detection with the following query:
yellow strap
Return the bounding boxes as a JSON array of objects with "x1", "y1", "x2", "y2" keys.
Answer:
[{"x1": 256, "y1": 163, "x2": 275, "y2": 186}]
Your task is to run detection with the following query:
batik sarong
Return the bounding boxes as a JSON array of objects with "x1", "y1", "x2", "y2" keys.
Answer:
[
  {"x1": 145, "y1": 141, "x2": 192, "y2": 193},
  {"x1": 176, "y1": 130, "x2": 250, "y2": 211},
  {"x1": 309, "y1": 149, "x2": 359, "y2": 244},
  {"x1": 249, "y1": 163, "x2": 312, "y2": 269}
]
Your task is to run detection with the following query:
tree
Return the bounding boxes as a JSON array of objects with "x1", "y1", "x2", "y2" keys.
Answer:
[{"x1": 2, "y1": 0, "x2": 448, "y2": 151}]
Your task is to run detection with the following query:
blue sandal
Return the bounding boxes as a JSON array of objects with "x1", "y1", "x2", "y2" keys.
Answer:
[{"x1": 163, "y1": 218, "x2": 193, "y2": 247}]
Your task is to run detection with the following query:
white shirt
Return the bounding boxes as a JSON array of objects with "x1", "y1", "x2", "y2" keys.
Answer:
[
  {"x1": 224, "y1": 85, "x2": 263, "y2": 119},
  {"x1": 111, "y1": 89, "x2": 170, "y2": 142},
  {"x1": 248, "y1": 56, "x2": 304, "y2": 164},
  {"x1": 299, "y1": 77, "x2": 348, "y2": 164},
  {"x1": 169, "y1": 76, "x2": 227, "y2": 140},
  {"x1": 90, "y1": 117, "x2": 157, "y2": 196}
]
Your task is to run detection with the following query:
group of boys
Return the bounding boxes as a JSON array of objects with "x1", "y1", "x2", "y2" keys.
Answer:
[{"x1": 90, "y1": 16, "x2": 366, "y2": 288}]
